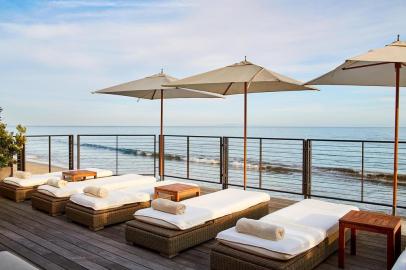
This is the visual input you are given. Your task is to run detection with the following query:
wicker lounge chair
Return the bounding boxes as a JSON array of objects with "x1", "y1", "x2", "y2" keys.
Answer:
[
  {"x1": 210, "y1": 199, "x2": 358, "y2": 270},
  {"x1": 65, "y1": 180, "x2": 192, "y2": 230},
  {"x1": 66, "y1": 200, "x2": 151, "y2": 231},
  {"x1": 126, "y1": 189, "x2": 270, "y2": 258},
  {"x1": 0, "y1": 182, "x2": 37, "y2": 202},
  {"x1": 0, "y1": 171, "x2": 63, "y2": 202},
  {"x1": 31, "y1": 173, "x2": 155, "y2": 216},
  {"x1": 31, "y1": 192, "x2": 70, "y2": 216}
]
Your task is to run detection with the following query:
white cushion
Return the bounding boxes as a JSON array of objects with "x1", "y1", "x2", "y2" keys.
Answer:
[
  {"x1": 69, "y1": 180, "x2": 196, "y2": 210},
  {"x1": 38, "y1": 174, "x2": 156, "y2": 197},
  {"x1": 216, "y1": 199, "x2": 359, "y2": 260},
  {"x1": 134, "y1": 188, "x2": 270, "y2": 230},
  {"x1": 3, "y1": 172, "x2": 62, "y2": 187}
]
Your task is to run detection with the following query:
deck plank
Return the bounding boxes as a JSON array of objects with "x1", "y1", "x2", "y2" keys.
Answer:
[{"x1": 0, "y1": 191, "x2": 404, "y2": 270}]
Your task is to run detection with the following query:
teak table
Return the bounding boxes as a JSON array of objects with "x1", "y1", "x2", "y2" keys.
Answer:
[
  {"x1": 154, "y1": 183, "x2": 200, "y2": 202},
  {"x1": 338, "y1": 210, "x2": 401, "y2": 270},
  {"x1": 62, "y1": 170, "x2": 97, "y2": 182}
]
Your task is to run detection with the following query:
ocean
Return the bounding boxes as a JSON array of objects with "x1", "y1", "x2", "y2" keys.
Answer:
[{"x1": 15, "y1": 125, "x2": 406, "y2": 215}]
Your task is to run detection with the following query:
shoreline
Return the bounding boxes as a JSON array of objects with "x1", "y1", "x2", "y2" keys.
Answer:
[{"x1": 14, "y1": 161, "x2": 67, "y2": 175}]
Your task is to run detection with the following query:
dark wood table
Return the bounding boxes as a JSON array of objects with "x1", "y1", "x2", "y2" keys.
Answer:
[
  {"x1": 339, "y1": 210, "x2": 401, "y2": 270},
  {"x1": 62, "y1": 170, "x2": 97, "y2": 182},
  {"x1": 154, "y1": 183, "x2": 200, "y2": 202}
]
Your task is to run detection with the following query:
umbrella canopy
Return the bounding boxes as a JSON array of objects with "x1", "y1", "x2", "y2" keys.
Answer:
[
  {"x1": 308, "y1": 40, "x2": 406, "y2": 86},
  {"x1": 164, "y1": 60, "x2": 316, "y2": 189},
  {"x1": 94, "y1": 72, "x2": 225, "y2": 99},
  {"x1": 307, "y1": 39, "x2": 406, "y2": 215},
  {"x1": 94, "y1": 72, "x2": 223, "y2": 180}
]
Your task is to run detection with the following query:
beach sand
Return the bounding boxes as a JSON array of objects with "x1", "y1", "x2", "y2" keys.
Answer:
[{"x1": 14, "y1": 161, "x2": 67, "y2": 175}]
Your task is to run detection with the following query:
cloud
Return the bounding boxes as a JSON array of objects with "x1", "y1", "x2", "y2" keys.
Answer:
[{"x1": 0, "y1": 0, "x2": 405, "y2": 126}]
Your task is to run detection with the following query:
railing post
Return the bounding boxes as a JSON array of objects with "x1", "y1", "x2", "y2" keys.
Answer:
[
  {"x1": 307, "y1": 140, "x2": 312, "y2": 198},
  {"x1": 153, "y1": 135, "x2": 157, "y2": 178},
  {"x1": 68, "y1": 135, "x2": 74, "y2": 170},
  {"x1": 76, "y1": 135, "x2": 81, "y2": 169},
  {"x1": 115, "y1": 136, "x2": 119, "y2": 175},
  {"x1": 259, "y1": 138, "x2": 263, "y2": 189},
  {"x1": 302, "y1": 140, "x2": 308, "y2": 198},
  {"x1": 48, "y1": 136, "x2": 52, "y2": 173},
  {"x1": 222, "y1": 137, "x2": 229, "y2": 189},
  {"x1": 361, "y1": 142, "x2": 364, "y2": 202},
  {"x1": 302, "y1": 140, "x2": 312, "y2": 199},
  {"x1": 187, "y1": 136, "x2": 190, "y2": 179},
  {"x1": 17, "y1": 142, "x2": 26, "y2": 171},
  {"x1": 220, "y1": 137, "x2": 223, "y2": 186}
]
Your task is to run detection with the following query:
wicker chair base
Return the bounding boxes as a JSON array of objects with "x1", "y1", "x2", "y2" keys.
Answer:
[
  {"x1": 210, "y1": 230, "x2": 350, "y2": 270},
  {"x1": 125, "y1": 201, "x2": 269, "y2": 258},
  {"x1": 31, "y1": 192, "x2": 69, "y2": 216},
  {"x1": 0, "y1": 182, "x2": 36, "y2": 202},
  {"x1": 65, "y1": 201, "x2": 151, "y2": 231}
]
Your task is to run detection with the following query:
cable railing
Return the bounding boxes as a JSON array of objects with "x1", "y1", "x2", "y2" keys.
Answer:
[
  {"x1": 18, "y1": 135, "x2": 74, "y2": 172},
  {"x1": 223, "y1": 137, "x2": 305, "y2": 196},
  {"x1": 17, "y1": 134, "x2": 406, "y2": 214},
  {"x1": 308, "y1": 139, "x2": 406, "y2": 212},
  {"x1": 162, "y1": 135, "x2": 223, "y2": 185},
  {"x1": 77, "y1": 135, "x2": 156, "y2": 176}
]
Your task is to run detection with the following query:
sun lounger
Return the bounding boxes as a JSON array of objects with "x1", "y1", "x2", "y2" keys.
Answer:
[
  {"x1": 0, "y1": 168, "x2": 112, "y2": 203},
  {"x1": 392, "y1": 249, "x2": 406, "y2": 270},
  {"x1": 65, "y1": 180, "x2": 193, "y2": 231},
  {"x1": 0, "y1": 171, "x2": 63, "y2": 202},
  {"x1": 211, "y1": 199, "x2": 358, "y2": 270},
  {"x1": 126, "y1": 188, "x2": 270, "y2": 258},
  {"x1": 31, "y1": 173, "x2": 155, "y2": 216}
]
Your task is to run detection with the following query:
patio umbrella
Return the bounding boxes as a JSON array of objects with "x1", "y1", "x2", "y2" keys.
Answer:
[
  {"x1": 307, "y1": 37, "x2": 406, "y2": 215},
  {"x1": 164, "y1": 60, "x2": 316, "y2": 189},
  {"x1": 94, "y1": 71, "x2": 223, "y2": 180}
]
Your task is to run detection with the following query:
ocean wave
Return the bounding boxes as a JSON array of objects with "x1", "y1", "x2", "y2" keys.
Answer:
[{"x1": 80, "y1": 142, "x2": 405, "y2": 184}]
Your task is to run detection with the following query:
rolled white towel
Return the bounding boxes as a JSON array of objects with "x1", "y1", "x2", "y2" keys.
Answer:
[
  {"x1": 47, "y1": 177, "x2": 68, "y2": 188},
  {"x1": 14, "y1": 171, "x2": 32, "y2": 179},
  {"x1": 83, "y1": 186, "x2": 108, "y2": 198},
  {"x1": 236, "y1": 218, "x2": 285, "y2": 241},
  {"x1": 151, "y1": 198, "x2": 186, "y2": 215}
]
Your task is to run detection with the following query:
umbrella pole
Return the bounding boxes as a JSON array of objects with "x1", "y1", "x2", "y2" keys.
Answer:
[
  {"x1": 160, "y1": 90, "x2": 164, "y2": 181},
  {"x1": 393, "y1": 63, "x2": 401, "y2": 215},
  {"x1": 244, "y1": 82, "x2": 247, "y2": 190}
]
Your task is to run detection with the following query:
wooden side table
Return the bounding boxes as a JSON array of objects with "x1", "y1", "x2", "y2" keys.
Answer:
[
  {"x1": 338, "y1": 210, "x2": 401, "y2": 270},
  {"x1": 62, "y1": 170, "x2": 97, "y2": 182},
  {"x1": 154, "y1": 183, "x2": 200, "y2": 202}
]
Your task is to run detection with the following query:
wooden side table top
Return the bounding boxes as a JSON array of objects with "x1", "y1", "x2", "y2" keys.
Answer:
[
  {"x1": 62, "y1": 170, "x2": 97, "y2": 181},
  {"x1": 154, "y1": 183, "x2": 200, "y2": 202},
  {"x1": 340, "y1": 210, "x2": 401, "y2": 231},
  {"x1": 155, "y1": 183, "x2": 199, "y2": 193}
]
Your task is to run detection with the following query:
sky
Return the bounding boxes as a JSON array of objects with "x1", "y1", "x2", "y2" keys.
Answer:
[{"x1": 0, "y1": 0, "x2": 405, "y2": 127}]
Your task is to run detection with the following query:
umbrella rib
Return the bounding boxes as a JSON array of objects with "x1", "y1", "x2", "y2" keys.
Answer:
[
  {"x1": 223, "y1": 83, "x2": 233, "y2": 95},
  {"x1": 342, "y1": 62, "x2": 392, "y2": 70},
  {"x1": 247, "y1": 67, "x2": 265, "y2": 89},
  {"x1": 151, "y1": 89, "x2": 157, "y2": 100}
]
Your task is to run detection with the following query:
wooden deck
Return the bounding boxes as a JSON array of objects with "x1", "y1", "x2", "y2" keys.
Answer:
[{"x1": 0, "y1": 191, "x2": 404, "y2": 270}]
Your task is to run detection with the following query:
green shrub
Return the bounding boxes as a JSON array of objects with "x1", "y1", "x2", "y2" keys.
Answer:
[{"x1": 0, "y1": 108, "x2": 26, "y2": 168}]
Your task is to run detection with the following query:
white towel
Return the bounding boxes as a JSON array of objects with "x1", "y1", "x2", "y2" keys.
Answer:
[
  {"x1": 83, "y1": 186, "x2": 108, "y2": 198},
  {"x1": 236, "y1": 218, "x2": 285, "y2": 241},
  {"x1": 47, "y1": 178, "x2": 67, "y2": 188},
  {"x1": 151, "y1": 198, "x2": 186, "y2": 215}
]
